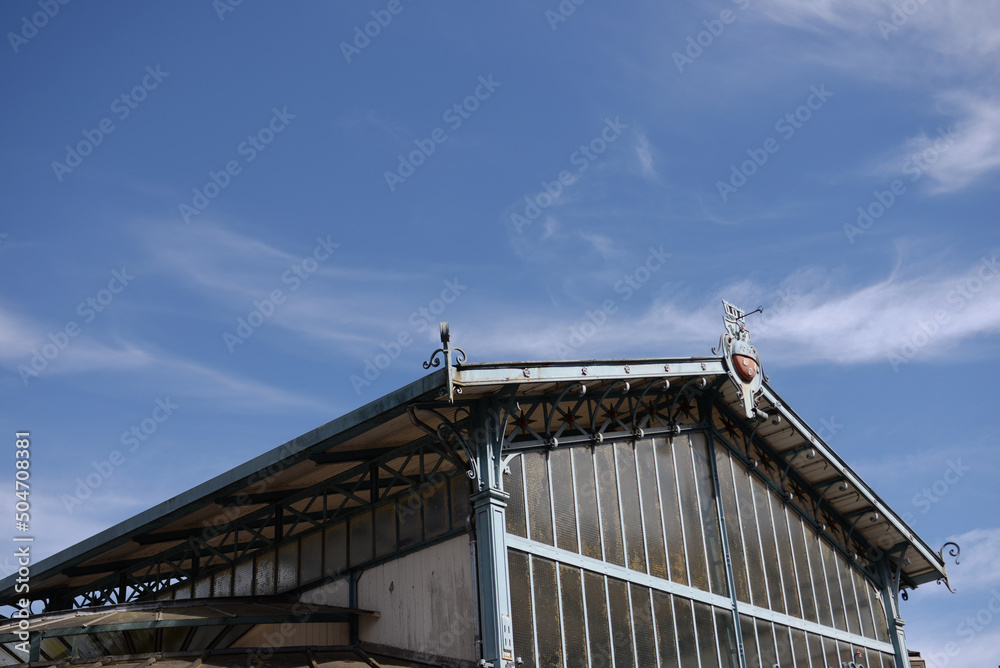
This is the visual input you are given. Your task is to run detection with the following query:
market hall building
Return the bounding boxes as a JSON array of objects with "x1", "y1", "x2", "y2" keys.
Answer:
[{"x1": 0, "y1": 306, "x2": 957, "y2": 668}]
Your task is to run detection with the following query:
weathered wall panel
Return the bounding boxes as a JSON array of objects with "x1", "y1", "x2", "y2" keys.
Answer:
[{"x1": 357, "y1": 535, "x2": 475, "y2": 660}]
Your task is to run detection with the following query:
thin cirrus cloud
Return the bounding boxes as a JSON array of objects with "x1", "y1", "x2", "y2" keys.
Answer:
[
  {"x1": 466, "y1": 257, "x2": 1000, "y2": 366},
  {"x1": 752, "y1": 0, "x2": 1000, "y2": 193}
]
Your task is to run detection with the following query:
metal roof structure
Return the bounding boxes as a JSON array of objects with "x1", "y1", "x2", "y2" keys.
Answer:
[
  {"x1": 0, "y1": 316, "x2": 959, "y2": 667},
  {"x1": 0, "y1": 355, "x2": 950, "y2": 609}
]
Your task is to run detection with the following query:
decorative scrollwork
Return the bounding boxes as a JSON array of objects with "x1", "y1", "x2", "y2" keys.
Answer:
[{"x1": 939, "y1": 541, "x2": 961, "y2": 565}]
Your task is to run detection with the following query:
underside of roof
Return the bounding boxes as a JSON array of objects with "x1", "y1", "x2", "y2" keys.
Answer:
[{"x1": 0, "y1": 356, "x2": 951, "y2": 613}]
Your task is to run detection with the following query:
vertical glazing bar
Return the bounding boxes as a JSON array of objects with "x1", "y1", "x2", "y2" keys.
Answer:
[
  {"x1": 569, "y1": 449, "x2": 595, "y2": 668},
  {"x1": 746, "y1": 480, "x2": 773, "y2": 610},
  {"x1": 590, "y1": 446, "x2": 614, "y2": 665},
  {"x1": 651, "y1": 438, "x2": 673, "y2": 582},
  {"x1": 634, "y1": 442, "x2": 652, "y2": 575},
  {"x1": 765, "y1": 493, "x2": 789, "y2": 613},
  {"x1": 669, "y1": 437, "x2": 694, "y2": 585},
  {"x1": 706, "y1": 429, "x2": 747, "y2": 668},
  {"x1": 612, "y1": 443, "x2": 629, "y2": 565}
]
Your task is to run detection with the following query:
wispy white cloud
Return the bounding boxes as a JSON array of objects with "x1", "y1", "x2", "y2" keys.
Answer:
[
  {"x1": 466, "y1": 254, "x2": 1000, "y2": 366},
  {"x1": 751, "y1": 0, "x2": 1000, "y2": 193},
  {"x1": 635, "y1": 132, "x2": 657, "y2": 180},
  {"x1": 0, "y1": 301, "x2": 328, "y2": 413}
]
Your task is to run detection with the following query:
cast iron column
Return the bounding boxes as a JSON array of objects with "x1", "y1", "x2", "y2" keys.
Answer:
[
  {"x1": 876, "y1": 557, "x2": 911, "y2": 668},
  {"x1": 471, "y1": 401, "x2": 516, "y2": 668}
]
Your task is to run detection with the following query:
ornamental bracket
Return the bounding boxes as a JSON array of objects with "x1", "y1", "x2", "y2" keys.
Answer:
[{"x1": 423, "y1": 321, "x2": 467, "y2": 403}]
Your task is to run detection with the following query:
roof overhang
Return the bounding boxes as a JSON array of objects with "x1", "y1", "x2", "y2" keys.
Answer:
[{"x1": 0, "y1": 355, "x2": 949, "y2": 608}]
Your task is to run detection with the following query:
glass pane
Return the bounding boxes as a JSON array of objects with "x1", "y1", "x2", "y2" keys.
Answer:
[
  {"x1": 575, "y1": 447, "x2": 603, "y2": 560},
  {"x1": 823, "y1": 636, "x2": 840, "y2": 668},
  {"x1": 551, "y1": 448, "x2": 579, "y2": 553},
  {"x1": 789, "y1": 514, "x2": 818, "y2": 622},
  {"x1": 398, "y1": 493, "x2": 422, "y2": 548},
  {"x1": 616, "y1": 442, "x2": 647, "y2": 573},
  {"x1": 807, "y1": 631, "x2": 826, "y2": 668},
  {"x1": 840, "y1": 560, "x2": 862, "y2": 635},
  {"x1": 508, "y1": 550, "x2": 535, "y2": 668},
  {"x1": 790, "y1": 628, "x2": 809, "y2": 668},
  {"x1": 233, "y1": 558, "x2": 253, "y2": 596},
  {"x1": 653, "y1": 591, "x2": 679, "y2": 668},
  {"x1": 595, "y1": 445, "x2": 625, "y2": 566},
  {"x1": 375, "y1": 501, "x2": 397, "y2": 557},
  {"x1": 675, "y1": 598, "x2": 698, "y2": 668},
  {"x1": 821, "y1": 541, "x2": 847, "y2": 631},
  {"x1": 716, "y1": 448, "x2": 750, "y2": 603},
  {"x1": 506, "y1": 455, "x2": 527, "y2": 537},
  {"x1": 524, "y1": 451, "x2": 554, "y2": 546},
  {"x1": 715, "y1": 607, "x2": 739, "y2": 668},
  {"x1": 739, "y1": 614, "x2": 759, "y2": 668},
  {"x1": 631, "y1": 584, "x2": 656, "y2": 668},
  {"x1": 325, "y1": 522, "x2": 347, "y2": 575},
  {"x1": 806, "y1": 531, "x2": 834, "y2": 627},
  {"x1": 349, "y1": 511, "x2": 373, "y2": 566},
  {"x1": 756, "y1": 618, "x2": 776, "y2": 668},
  {"x1": 692, "y1": 433, "x2": 727, "y2": 596},
  {"x1": 637, "y1": 439, "x2": 668, "y2": 579},
  {"x1": 754, "y1": 482, "x2": 785, "y2": 613},
  {"x1": 774, "y1": 623, "x2": 794, "y2": 668},
  {"x1": 423, "y1": 479, "x2": 449, "y2": 538},
  {"x1": 301, "y1": 531, "x2": 322, "y2": 584},
  {"x1": 872, "y1": 591, "x2": 891, "y2": 642},
  {"x1": 194, "y1": 575, "x2": 211, "y2": 598},
  {"x1": 656, "y1": 436, "x2": 688, "y2": 585},
  {"x1": 774, "y1": 505, "x2": 801, "y2": 618},
  {"x1": 561, "y1": 565, "x2": 589, "y2": 668},
  {"x1": 255, "y1": 549, "x2": 275, "y2": 595},
  {"x1": 277, "y1": 542, "x2": 298, "y2": 592},
  {"x1": 694, "y1": 601, "x2": 720, "y2": 668},
  {"x1": 450, "y1": 474, "x2": 470, "y2": 529},
  {"x1": 735, "y1": 463, "x2": 768, "y2": 608},
  {"x1": 213, "y1": 568, "x2": 232, "y2": 597},
  {"x1": 675, "y1": 435, "x2": 709, "y2": 590},
  {"x1": 854, "y1": 571, "x2": 876, "y2": 639},
  {"x1": 532, "y1": 557, "x2": 562, "y2": 668},
  {"x1": 585, "y1": 571, "x2": 612, "y2": 668},
  {"x1": 607, "y1": 578, "x2": 634, "y2": 668}
]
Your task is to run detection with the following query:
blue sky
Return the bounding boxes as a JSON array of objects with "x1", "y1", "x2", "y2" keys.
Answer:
[{"x1": 1, "y1": 0, "x2": 998, "y2": 663}]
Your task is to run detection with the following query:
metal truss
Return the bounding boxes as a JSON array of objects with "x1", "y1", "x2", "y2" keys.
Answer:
[
  {"x1": 40, "y1": 434, "x2": 466, "y2": 612},
  {"x1": 709, "y1": 395, "x2": 895, "y2": 590}
]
